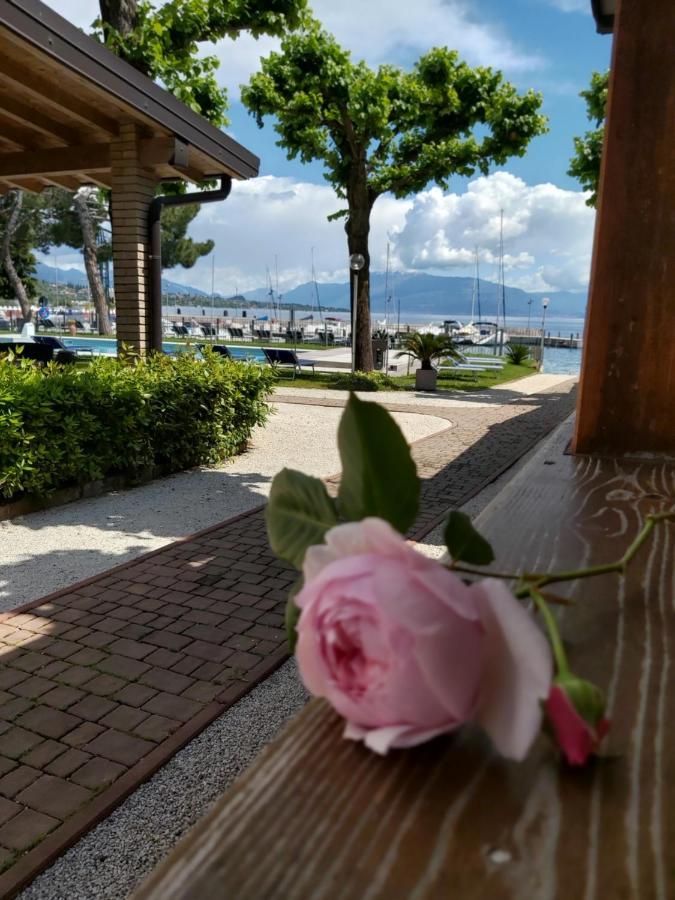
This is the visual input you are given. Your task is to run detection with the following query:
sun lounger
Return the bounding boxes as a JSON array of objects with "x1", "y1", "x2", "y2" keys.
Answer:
[
  {"x1": 263, "y1": 347, "x2": 316, "y2": 378},
  {"x1": 437, "y1": 360, "x2": 490, "y2": 373},
  {"x1": 461, "y1": 355, "x2": 505, "y2": 367}
]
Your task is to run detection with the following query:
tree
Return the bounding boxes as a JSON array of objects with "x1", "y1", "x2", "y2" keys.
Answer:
[
  {"x1": 242, "y1": 24, "x2": 547, "y2": 370},
  {"x1": 91, "y1": 0, "x2": 308, "y2": 307},
  {"x1": 0, "y1": 191, "x2": 49, "y2": 321},
  {"x1": 161, "y1": 205, "x2": 214, "y2": 269},
  {"x1": 568, "y1": 71, "x2": 609, "y2": 207},
  {"x1": 44, "y1": 188, "x2": 113, "y2": 334},
  {"x1": 96, "y1": 0, "x2": 309, "y2": 127}
]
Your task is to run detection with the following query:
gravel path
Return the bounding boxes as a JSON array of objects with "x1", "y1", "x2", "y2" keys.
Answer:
[
  {"x1": 19, "y1": 660, "x2": 309, "y2": 900},
  {"x1": 0, "y1": 404, "x2": 447, "y2": 610}
]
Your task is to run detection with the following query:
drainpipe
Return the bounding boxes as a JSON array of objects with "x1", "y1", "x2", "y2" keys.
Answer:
[{"x1": 148, "y1": 176, "x2": 232, "y2": 352}]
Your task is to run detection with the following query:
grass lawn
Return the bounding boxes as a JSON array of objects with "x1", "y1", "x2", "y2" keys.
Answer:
[{"x1": 275, "y1": 361, "x2": 537, "y2": 392}]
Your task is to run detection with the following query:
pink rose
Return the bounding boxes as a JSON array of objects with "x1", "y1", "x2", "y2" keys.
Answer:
[
  {"x1": 295, "y1": 518, "x2": 552, "y2": 758},
  {"x1": 546, "y1": 682, "x2": 610, "y2": 766}
]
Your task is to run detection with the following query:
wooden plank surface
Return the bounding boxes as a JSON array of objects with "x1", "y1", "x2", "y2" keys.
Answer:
[
  {"x1": 134, "y1": 423, "x2": 675, "y2": 899},
  {"x1": 573, "y1": 0, "x2": 675, "y2": 454}
]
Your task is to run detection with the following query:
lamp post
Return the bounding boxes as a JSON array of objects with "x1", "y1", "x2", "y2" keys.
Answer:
[
  {"x1": 349, "y1": 253, "x2": 365, "y2": 373},
  {"x1": 527, "y1": 297, "x2": 533, "y2": 331},
  {"x1": 540, "y1": 297, "x2": 550, "y2": 371}
]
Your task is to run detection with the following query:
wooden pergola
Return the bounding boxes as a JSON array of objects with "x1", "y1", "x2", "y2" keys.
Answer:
[{"x1": 0, "y1": 0, "x2": 259, "y2": 353}]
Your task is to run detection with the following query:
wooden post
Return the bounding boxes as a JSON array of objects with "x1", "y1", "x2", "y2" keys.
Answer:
[
  {"x1": 573, "y1": 0, "x2": 675, "y2": 455},
  {"x1": 110, "y1": 124, "x2": 157, "y2": 354}
]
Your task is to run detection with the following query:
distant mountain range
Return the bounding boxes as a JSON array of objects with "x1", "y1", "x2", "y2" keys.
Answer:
[
  {"x1": 36, "y1": 262, "x2": 208, "y2": 297},
  {"x1": 244, "y1": 272, "x2": 587, "y2": 318},
  {"x1": 36, "y1": 262, "x2": 587, "y2": 318}
]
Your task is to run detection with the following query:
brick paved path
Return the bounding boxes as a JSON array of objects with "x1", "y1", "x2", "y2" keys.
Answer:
[{"x1": 0, "y1": 379, "x2": 576, "y2": 895}]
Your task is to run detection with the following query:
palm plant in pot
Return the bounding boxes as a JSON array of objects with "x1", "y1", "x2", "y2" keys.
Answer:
[{"x1": 396, "y1": 332, "x2": 463, "y2": 391}]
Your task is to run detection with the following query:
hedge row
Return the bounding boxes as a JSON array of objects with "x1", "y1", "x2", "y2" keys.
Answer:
[{"x1": 0, "y1": 349, "x2": 274, "y2": 500}]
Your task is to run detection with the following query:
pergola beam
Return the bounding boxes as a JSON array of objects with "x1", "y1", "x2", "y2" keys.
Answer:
[
  {"x1": 0, "y1": 138, "x2": 194, "y2": 181},
  {"x1": 0, "y1": 144, "x2": 110, "y2": 179},
  {"x1": 0, "y1": 63, "x2": 120, "y2": 135}
]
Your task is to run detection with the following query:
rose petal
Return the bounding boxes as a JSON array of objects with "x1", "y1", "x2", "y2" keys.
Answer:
[
  {"x1": 344, "y1": 720, "x2": 456, "y2": 754},
  {"x1": 472, "y1": 579, "x2": 553, "y2": 761},
  {"x1": 303, "y1": 518, "x2": 409, "y2": 583}
]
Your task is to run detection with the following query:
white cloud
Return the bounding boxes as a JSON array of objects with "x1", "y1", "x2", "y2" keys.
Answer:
[
  {"x1": 37, "y1": 172, "x2": 593, "y2": 296},
  {"x1": 161, "y1": 176, "x2": 411, "y2": 294},
  {"x1": 216, "y1": 0, "x2": 544, "y2": 98},
  {"x1": 158, "y1": 172, "x2": 592, "y2": 296},
  {"x1": 393, "y1": 171, "x2": 594, "y2": 292},
  {"x1": 43, "y1": 0, "x2": 544, "y2": 102}
]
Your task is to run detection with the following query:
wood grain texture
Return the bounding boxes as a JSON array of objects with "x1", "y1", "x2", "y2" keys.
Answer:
[
  {"x1": 573, "y1": 0, "x2": 675, "y2": 454},
  {"x1": 134, "y1": 424, "x2": 675, "y2": 900}
]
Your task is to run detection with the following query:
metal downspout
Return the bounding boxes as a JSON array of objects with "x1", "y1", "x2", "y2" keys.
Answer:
[{"x1": 148, "y1": 176, "x2": 232, "y2": 352}]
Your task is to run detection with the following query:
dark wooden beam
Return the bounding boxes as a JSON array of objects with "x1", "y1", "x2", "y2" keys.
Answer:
[
  {"x1": 0, "y1": 144, "x2": 110, "y2": 178},
  {"x1": 0, "y1": 176, "x2": 46, "y2": 193},
  {"x1": 573, "y1": 0, "x2": 675, "y2": 454}
]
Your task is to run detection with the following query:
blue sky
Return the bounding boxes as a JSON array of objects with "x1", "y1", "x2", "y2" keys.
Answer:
[
  {"x1": 44, "y1": 0, "x2": 611, "y2": 301},
  {"x1": 224, "y1": 0, "x2": 611, "y2": 191}
]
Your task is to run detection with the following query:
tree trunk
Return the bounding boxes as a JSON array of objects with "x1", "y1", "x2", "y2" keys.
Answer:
[
  {"x1": 1, "y1": 191, "x2": 32, "y2": 322},
  {"x1": 346, "y1": 167, "x2": 374, "y2": 372},
  {"x1": 99, "y1": 0, "x2": 138, "y2": 36},
  {"x1": 74, "y1": 190, "x2": 113, "y2": 335}
]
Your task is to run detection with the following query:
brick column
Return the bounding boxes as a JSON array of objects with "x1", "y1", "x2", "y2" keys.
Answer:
[{"x1": 110, "y1": 124, "x2": 157, "y2": 354}]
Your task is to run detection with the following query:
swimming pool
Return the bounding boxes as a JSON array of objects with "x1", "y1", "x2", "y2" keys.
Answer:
[{"x1": 62, "y1": 337, "x2": 268, "y2": 363}]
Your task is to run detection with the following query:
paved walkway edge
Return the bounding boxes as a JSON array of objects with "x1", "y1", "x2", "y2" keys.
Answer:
[{"x1": 0, "y1": 641, "x2": 288, "y2": 899}]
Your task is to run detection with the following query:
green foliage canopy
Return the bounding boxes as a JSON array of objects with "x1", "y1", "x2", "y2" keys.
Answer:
[
  {"x1": 242, "y1": 25, "x2": 547, "y2": 205},
  {"x1": 568, "y1": 71, "x2": 609, "y2": 207},
  {"x1": 96, "y1": 0, "x2": 309, "y2": 126}
]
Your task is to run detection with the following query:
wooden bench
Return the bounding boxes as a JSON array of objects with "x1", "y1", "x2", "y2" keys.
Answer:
[{"x1": 133, "y1": 421, "x2": 675, "y2": 899}]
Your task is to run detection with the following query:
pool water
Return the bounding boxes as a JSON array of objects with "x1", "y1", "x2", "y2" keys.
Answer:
[
  {"x1": 540, "y1": 346, "x2": 582, "y2": 375},
  {"x1": 62, "y1": 337, "x2": 267, "y2": 363},
  {"x1": 62, "y1": 337, "x2": 582, "y2": 375}
]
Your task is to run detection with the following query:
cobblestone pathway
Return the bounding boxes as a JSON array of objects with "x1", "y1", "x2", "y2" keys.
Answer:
[{"x1": 0, "y1": 379, "x2": 576, "y2": 895}]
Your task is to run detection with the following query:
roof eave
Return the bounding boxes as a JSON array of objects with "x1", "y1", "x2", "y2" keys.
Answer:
[{"x1": 0, "y1": 0, "x2": 260, "y2": 179}]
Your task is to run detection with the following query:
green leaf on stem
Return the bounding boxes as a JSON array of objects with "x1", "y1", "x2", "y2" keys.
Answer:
[
  {"x1": 337, "y1": 393, "x2": 419, "y2": 532},
  {"x1": 444, "y1": 510, "x2": 495, "y2": 565},
  {"x1": 266, "y1": 468, "x2": 338, "y2": 569}
]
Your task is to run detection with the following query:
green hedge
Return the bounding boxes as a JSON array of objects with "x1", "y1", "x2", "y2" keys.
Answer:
[{"x1": 0, "y1": 349, "x2": 274, "y2": 500}]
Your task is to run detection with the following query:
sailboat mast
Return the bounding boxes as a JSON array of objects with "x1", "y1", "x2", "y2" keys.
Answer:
[
  {"x1": 470, "y1": 247, "x2": 477, "y2": 321},
  {"x1": 310, "y1": 247, "x2": 325, "y2": 344},
  {"x1": 475, "y1": 249, "x2": 482, "y2": 321},
  {"x1": 210, "y1": 253, "x2": 215, "y2": 341},
  {"x1": 384, "y1": 242, "x2": 391, "y2": 332},
  {"x1": 274, "y1": 256, "x2": 280, "y2": 320},
  {"x1": 499, "y1": 210, "x2": 506, "y2": 327}
]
